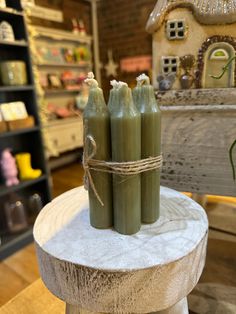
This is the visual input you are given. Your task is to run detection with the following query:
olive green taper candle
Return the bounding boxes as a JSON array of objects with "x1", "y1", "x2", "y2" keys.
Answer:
[
  {"x1": 108, "y1": 80, "x2": 119, "y2": 114},
  {"x1": 83, "y1": 73, "x2": 113, "y2": 229},
  {"x1": 133, "y1": 74, "x2": 161, "y2": 223},
  {"x1": 111, "y1": 83, "x2": 141, "y2": 235}
]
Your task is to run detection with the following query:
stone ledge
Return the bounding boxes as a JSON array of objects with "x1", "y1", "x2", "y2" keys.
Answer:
[{"x1": 156, "y1": 88, "x2": 236, "y2": 107}]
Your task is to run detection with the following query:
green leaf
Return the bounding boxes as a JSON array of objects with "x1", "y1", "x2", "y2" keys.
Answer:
[{"x1": 229, "y1": 139, "x2": 236, "y2": 181}]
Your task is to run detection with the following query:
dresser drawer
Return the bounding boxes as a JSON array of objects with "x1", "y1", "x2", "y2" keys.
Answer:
[{"x1": 47, "y1": 119, "x2": 83, "y2": 154}]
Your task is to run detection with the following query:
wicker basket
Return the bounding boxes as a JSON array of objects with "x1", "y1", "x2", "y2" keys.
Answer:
[
  {"x1": 7, "y1": 116, "x2": 35, "y2": 131},
  {"x1": 0, "y1": 120, "x2": 7, "y2": 133}
]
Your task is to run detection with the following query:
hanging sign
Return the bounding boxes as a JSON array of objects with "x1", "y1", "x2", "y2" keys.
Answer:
[{"x1": 120, "y1": 55, "x2": 152, "y2": 73}]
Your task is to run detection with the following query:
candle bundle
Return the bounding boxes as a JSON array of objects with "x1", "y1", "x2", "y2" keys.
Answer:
[{"x1": 83, "y1": 73, "x2": 162, "y2": 235}]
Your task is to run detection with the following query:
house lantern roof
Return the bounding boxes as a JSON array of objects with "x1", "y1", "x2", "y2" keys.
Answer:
[{"x1": 146, "y1": 0, "x2": 236, "y2": 33}]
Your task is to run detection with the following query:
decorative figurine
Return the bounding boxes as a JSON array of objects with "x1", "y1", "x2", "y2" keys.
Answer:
[
  {"x1": 71, "y1": 18, "x2": 79, "y2": 35},
  {"x1": 0, "y1": 21, "x2": 14, "y2": 42},
  {"x1": 15, "y1": 153, "x2": 42, "y2": 180},
  {"x1": 78, "y1": 19, "x2": 86, "y2": 36},
  {"x1": 179, "y1": 54, "x2": 195, "y2": 89},
  {"x1": 146, "y1": 0, "x2": 236, "y2": 90},
  {"x1": 4, "y1": 196, "x2": 28, "y2": 233},
  {"x1": 157, "y1": 73, "x2": 175, "y2": 90},
  {"x1": 146, "y1": 1, "x2": 236, "y2": 198},
  {"x1": 0, "y1": 148, "x2": 19, "y2": 186}
]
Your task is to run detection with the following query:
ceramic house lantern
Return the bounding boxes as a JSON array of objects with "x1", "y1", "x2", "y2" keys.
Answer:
[
  {"x1": 146, "y1": 1, "x2": 236, "y2": 198},
  {"x1": 146, "y1": 0, "x2": 236, "y2": 90},
  {"x1": 0, "y1": 21, "x2": 15, "y2": 42}
]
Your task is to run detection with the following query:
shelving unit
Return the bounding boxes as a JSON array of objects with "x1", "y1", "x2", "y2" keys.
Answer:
[
  {"x1": 0, "y1": 39, "x2": 28, "y2": 47},
  {"x1": 0, "y1": 85, "x2": 34, "y2": 92},
  {"x1": 0, "y1": 0, "x2": 51, "y2": 260},
  {"x1": 28, "y1": 25, "x2": 92, "y2": 162},
  {"x1": 37, "y1": 62, "x2": 91, "y2": 68},
  {"x1": 0, "y1": 228, "x2": 33, "y2": 261},
  {"x1": 0, "y1": 175, "x2": 48, "y2": 198},
  {"x1": 0, "y1": 126, "x2": 39, "y2": 138}
]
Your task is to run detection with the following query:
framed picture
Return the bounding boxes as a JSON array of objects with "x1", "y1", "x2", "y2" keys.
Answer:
[{"x1": 48, "y1": 73, "x2": 62, "y2": 88}]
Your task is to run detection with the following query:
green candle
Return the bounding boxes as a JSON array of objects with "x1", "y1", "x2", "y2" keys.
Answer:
[
  {"x1": 83, "y1": 73, "x2": 113, "y2": 229},
  {"x1": 133, "y1": 74, "x2": 161, "y2": 223},
  {"x1": 111, "y1": 83, "x2": 141, "y2": 235}
]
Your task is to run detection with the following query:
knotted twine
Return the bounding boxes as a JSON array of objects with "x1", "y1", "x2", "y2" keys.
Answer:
[{"x1": 83, "y1": 134, "x2": 163, "y2": 206}]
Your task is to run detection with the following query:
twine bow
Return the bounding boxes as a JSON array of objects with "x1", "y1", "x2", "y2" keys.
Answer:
[{"x1": 83, "y1": 135, "x2": 163, "y2": 207}]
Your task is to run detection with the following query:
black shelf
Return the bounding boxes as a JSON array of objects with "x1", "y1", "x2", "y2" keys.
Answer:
[
  {"x1": 0, "y1": 175, "x2": 47, "y2": 197},
  {"x1": 0, "y1": 39, "x2": 28, "y2": 47},
  {"x1": 37, "y1": 62, "x2": 91, "y2": 68},
  {"x1": 0, "y1": 126, "x2": 40, "y2": 138},
  {"x1": 0, "y1": 8, "x2": 23, "y2": 17},
  {"x1": 0, "y1": 228, "x2": 33, "y2": 260},
  {"x1": 0, "y1": 0, "x2": 51, "y2": 260},
  {"x1": 0, "y1": 85, "x2": 34, "y2": 92}
]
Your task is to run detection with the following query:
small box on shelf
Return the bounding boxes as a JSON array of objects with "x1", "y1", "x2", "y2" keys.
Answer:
[
  {"x1": 0, "y1": 120, "x2": 7, "y2": 132},
  {"x1": 7, "y1": 115, "x2": 35, "y2": 131}
]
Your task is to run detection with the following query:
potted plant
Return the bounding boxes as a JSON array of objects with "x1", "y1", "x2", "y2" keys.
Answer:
[{"x1": 179, "y1": 54, "x2": 195, "y2": 89}]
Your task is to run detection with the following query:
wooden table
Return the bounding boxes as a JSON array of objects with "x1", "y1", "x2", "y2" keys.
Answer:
[{"x1": 33, "y1": 186, "x2": 208, "y2": 314}]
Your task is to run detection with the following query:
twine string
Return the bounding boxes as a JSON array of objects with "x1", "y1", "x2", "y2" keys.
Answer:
[{"x1": 83, "y1": 135, "x2": 163, "y2": 206}]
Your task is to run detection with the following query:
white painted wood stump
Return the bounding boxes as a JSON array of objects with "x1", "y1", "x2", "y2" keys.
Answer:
[{"x1": 33, "y1": 186, "x2": 208, "y2": 314}]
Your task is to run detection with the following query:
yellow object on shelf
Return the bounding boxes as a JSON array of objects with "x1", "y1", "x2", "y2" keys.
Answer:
[{"x1": 16, "y1": 153, "x2": 42, "y2": 180}]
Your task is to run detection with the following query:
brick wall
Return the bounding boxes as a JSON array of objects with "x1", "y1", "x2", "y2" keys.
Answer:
[
  {"x1": 34, "y1": 0, "x2": 91, "y2": 34},
  {"x1": 33, "y1": 0, "x2": 156, "y2": 96},
  {"x1": 97, "y1": 0, "x2": 156, "y2": 96}
]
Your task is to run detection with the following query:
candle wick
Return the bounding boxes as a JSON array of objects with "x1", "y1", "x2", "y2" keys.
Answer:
[
  {"x1": 110, "y1": 80, "x2": 119, "y2": 89},
  {"x1": 117, "y1": 81, "x2": 128, "y2": 89},
  {"x1": 85, "y1": 72, "x2": 99, "y2": 88},
  {"x1": 136, "y1": 73, "x2": 150, "y2": 86}
]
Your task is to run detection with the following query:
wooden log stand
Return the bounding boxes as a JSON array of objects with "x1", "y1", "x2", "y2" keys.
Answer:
[{"x1": 33, "y1": 186, "x2": 208, "y2": 314}]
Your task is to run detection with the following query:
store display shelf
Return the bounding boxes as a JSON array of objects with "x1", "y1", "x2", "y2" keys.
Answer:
[
  {"x1": 34, "y1": 26, "x2": 92, "y2": 44},
  {"x1": 0, "y1": 126, "x2": 40, "y2": 138},
  {"x1": 44, "y1": 88, "x2": 81, "y2": 95},
  {"x1": 36, "y1": 62, "x2": 91, "y2": 68},
  {"x1": 0, "y1": 228, "x2": 33, "y2": 260},
  {"x1": 0, "y1": 39, "x2": 28, "y2": 47},
  {"x1": 0, "y1": 175, "x2": 47, "y2": 198},
  {"x1": 0, "y1": 85, "x2": 34, "y2": 92},
  {"x1": 0, "y1": 7, "x2": 23, "y2": 17}
]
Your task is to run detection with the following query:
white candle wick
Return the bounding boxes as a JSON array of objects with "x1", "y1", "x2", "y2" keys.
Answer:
[
  {"x1": 117, "y1": 81, "x2": 128, "y2": 89},
  {"x1": 136, "y1": 73, "x2": 150, "y2": 86},
  {"x1": 85, "y1": 72, "x2": 99, "y2": 88}
]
